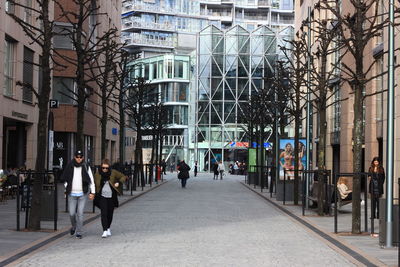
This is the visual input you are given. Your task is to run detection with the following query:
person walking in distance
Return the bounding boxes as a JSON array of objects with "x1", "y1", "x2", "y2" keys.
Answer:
[
  {"x1": 177, "y1": 160, "x2": 190, "y2": 188},
  {"x1": 368, "y1": 157, "x2": 385, "y2": 219},
  {"x1": 194, "y1": 161, "x2": 198, "y2": 177},
  {"x1": 94, "y1": 159, "x2": 126, "y2": 238},
  {"x1": 218, "y1": 161, "x2": 225, "y2": 180},
  {"x1": 161, "y1": 159, "x2": 167, "y2": 175},
  {"x1": 60, "y1": 150, "x2": 95, "y2": 239},
  {"x1": 213, "y1": 161, "x2": 219, "y2": 180}
]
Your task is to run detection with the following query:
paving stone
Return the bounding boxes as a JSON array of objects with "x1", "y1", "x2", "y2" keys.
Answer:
[{"x1": 14, "y1": 174, "x2": 354, "y2": 266}]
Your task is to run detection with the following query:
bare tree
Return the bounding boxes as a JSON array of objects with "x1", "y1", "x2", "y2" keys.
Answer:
[
  {"x1": 305, "y1": 14, "x2": 345, "y2": 215},
  {"x1": 278, "y1": 33, "x2": 308, "y2": 205},
  {"x1": 54, "y1": 0, "x2": 118, "y2": 151},
  {"x1": 124, "y1": 77, "x2": 150, "y2": 187},
  {"x1": 88, "y1": 29, "x2": 121, "y2": 160},
  {"x1": 318, "y1": 0, "x2": 389, "y2": 233},
  {"x1": 114, "y1": 51, "x2": 136, "y2": 165},
  {"x1": 8, "y1": 0, "x2": 54, "y2": 230}
]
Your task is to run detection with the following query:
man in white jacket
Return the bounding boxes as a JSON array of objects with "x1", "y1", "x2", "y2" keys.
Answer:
[
  {"x1": 60, "y1": 150, "x2": 95, "y2": 239},
  {"x1": 218, "y1": 161, "x2": 225, "y2": 180}
]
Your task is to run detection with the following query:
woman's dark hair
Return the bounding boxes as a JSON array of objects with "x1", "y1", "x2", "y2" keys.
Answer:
[
  {"x1": 101, "y1": 159, "x2": 111, "y2": 166},
  {"x1": 369, "y1": 157, "x2": 384, "y2": 173}
]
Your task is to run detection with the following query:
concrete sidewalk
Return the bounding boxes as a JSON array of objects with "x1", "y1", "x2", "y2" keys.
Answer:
[
  {"x1": 241, "y1": 180, "x2": 398, "y2": 267},
  {"x1": 0, "y1": 174, "x2": 170, "y2": 264}
]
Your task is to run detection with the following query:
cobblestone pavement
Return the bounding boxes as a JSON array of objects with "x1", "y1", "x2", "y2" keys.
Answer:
[{"x1": 13, "y1": 174, "x2": 355, "y2": 267}]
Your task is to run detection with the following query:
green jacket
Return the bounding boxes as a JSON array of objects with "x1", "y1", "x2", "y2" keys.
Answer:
[{"x1": 94, "y1": 169, "x2": 126, "y2": 195}]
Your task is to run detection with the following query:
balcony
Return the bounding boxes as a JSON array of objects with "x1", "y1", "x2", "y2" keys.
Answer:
[
  {"x1": 121, "y1": 33, "x2": 175, "y2": 49},
  {"x1": 258, "y1": 0, "x2": 271, "y2": 7},
  {"x1": 122, "y1": 18, "x2": 176, "y2": 33},
  {"x1": 122, "y1": 1, "x2": 174, "y2": 15}
]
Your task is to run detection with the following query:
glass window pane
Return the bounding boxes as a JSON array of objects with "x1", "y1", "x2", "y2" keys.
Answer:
[
  {"x1": 53, "y1": 77, "x2": 76, "y2": 104},
  {"x1": 4, "y1": 39, "x2": 15, "y2": 97}
]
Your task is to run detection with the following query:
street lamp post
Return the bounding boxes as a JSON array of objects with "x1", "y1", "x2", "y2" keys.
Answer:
[
  {"x1": 385, "y1": 0, "x2": 395, "y2": 248},
  {"x1": 305, "y1": 7, "x2": 312, "y2": 208}
]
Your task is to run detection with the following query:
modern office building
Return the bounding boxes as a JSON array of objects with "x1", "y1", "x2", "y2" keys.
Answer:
[
  {"x1": 194, "y1": 24, "x2": 293, "y2": 170},
  {"x1": 121, "y1": 0, "x2": 294, "y2": 57},
  {"x1": 121, "y1": 0, "x2": 295, "y2": 166},
  {"x1": 127, "y1": 54, "x2": 191, "y2": 164}
]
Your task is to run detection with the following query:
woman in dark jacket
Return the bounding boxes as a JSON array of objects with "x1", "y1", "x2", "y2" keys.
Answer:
[
  {"x1": 213, "y1": 162, "x2": 219, "y2": 180},
  {"x1": 368, "y1": 157, "x2": 385, "y2": 219},
  {"x1": 94, "y1": 159, "x2": 126, "y2": 238},
  {"x1": 177, "y1": 160, "x2": 190, "y2": 188}
]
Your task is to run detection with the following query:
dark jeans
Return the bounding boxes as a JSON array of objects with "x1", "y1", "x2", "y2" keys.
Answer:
[
  {"x1": 343, "y1": 192, "x2": 352, "y2": 201},
  {"x1": 180, "y1": 178, "x2": 187, "y2": 188},
  {"x1": 99, "y1": 196, "x2": 115, "y2": 231},
  {"x1": 371, "y1": 196, "x2": 380, "y2": 218}
]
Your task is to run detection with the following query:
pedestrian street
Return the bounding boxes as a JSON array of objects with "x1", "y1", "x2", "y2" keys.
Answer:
[{"x1": 14, "y1": 173, "x2": 355, "y2": 267}]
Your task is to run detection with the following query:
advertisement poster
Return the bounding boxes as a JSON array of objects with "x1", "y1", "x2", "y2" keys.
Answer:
[
  {"x1": 279, "y1": 138, "x2": 306, "y2": 180},
  {"x1": 248, "y1": 148, "x2": 257, "y2": 173}
]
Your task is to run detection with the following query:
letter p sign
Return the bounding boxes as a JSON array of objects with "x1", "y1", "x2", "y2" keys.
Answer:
[{"x1": 49, "y1": 99, "x2": 59, "y2": 108}]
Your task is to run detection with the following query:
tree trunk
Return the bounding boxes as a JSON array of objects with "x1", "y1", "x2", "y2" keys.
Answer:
[
  {"x1": 317, "y1": 105, "x2": 327, "y2": 216},
  {"x1": 352, "y1": 83, "x2": 363, "y2": 234},
  {"x1": 119, "y1": 86, "x2": 125, "y2": 164},
  {"x1": 294, "y1": 113, "x2": 300, "y2": 205},
  {"x1": 75, "y1": 5, "x2": 86, "y2": 151},
  {"x1": 28, "y1": 1, "x2": 51, "y2": 230},
  {"x1": 101, "y1": 95, "x2": 107, "y2": 160}
]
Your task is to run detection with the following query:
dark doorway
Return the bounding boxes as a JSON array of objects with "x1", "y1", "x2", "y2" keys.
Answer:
[{"x1": 2, "y1": 119, "x2": 27, "y2": 169}]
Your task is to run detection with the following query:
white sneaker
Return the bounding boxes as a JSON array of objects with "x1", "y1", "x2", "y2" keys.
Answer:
[
  {"x1": 106, "y1": 229, "x2": 111, "y2": 236},
  {"x1": 102, "y1": 231, "x2": 108, "y2": 238}
]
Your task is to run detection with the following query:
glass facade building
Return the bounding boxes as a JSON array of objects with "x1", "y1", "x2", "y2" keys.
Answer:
[
  {"x1": 194, "y1": 25, "x2": 293, "y2": 170},
  {"x1": 128, "y1": 55, "x2": 191, "y2": 164},
  {"x1": 121, "y1": 0, "x2": 294, "y2": 167},
  {"x1": 121, "y1": 0, "x2": 294, "y2": 56}
]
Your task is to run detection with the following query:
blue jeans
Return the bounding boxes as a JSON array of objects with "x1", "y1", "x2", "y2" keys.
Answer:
[{"x1": 68, "y1": 193, "x2": 88, "y2": 235}]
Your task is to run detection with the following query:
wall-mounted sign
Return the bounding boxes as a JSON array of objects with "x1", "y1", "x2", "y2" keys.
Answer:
[
  {"x1": 11, "y1": 111, "x2": 28, "y2": 120},
  {"x1": 49, "y1": 99, "x2": 59, "y2": 108},
  {"x1": 112, "y1": 128, "x2": 118, "y2": 135}
]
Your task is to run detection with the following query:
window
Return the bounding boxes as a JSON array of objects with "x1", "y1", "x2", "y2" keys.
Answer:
[
  {"x1": 144, "y1": 64, "x2": 149, "y2": 80},
  {"x1": 375, "y1": 57, "x2": 384, "y2": 121},
  {"x1": 89, "y1": 0, "x2": 97, "y2": 45},
  {"x1": 161, "y1": 82, "x2": 188, "y2": 102},
  {"x1": 53, "y1": 77, "x2": 76, "y2": 104},
  {"x1": 53, "y1": 25, "x2": 74, "y2": 49},
  {"x1": 4, "y1": 39, "x2": 16, "y2": 97},
  {"x1": 166, "y1": 59, "x2": 173, "y2": 78},
  {"x1": 157, "y1": 61, "x2": 163, "y2": 79},
  {"x1": 23, "y1": 0, "x2": 33, "y2": 24},
  {"x1": 151, "y1": 62, "x2": 157, "y2": 80},
  {"x1": 5, "y1": 0, "x2": 15, "y2": 14},
  {"x1": 174, "y1": 60, "x2": 184, "y2": 78},
  {"x1": 23, "y1": 47, "x2": 34, "y2": 103},
  {"x1": 333, "y1": 85, "x2": 341, "y2": 132}
]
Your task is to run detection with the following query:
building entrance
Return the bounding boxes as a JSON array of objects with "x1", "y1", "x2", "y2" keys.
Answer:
[{"x1": 2, "y1": 118, "x2": 27, "y2": 169}]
